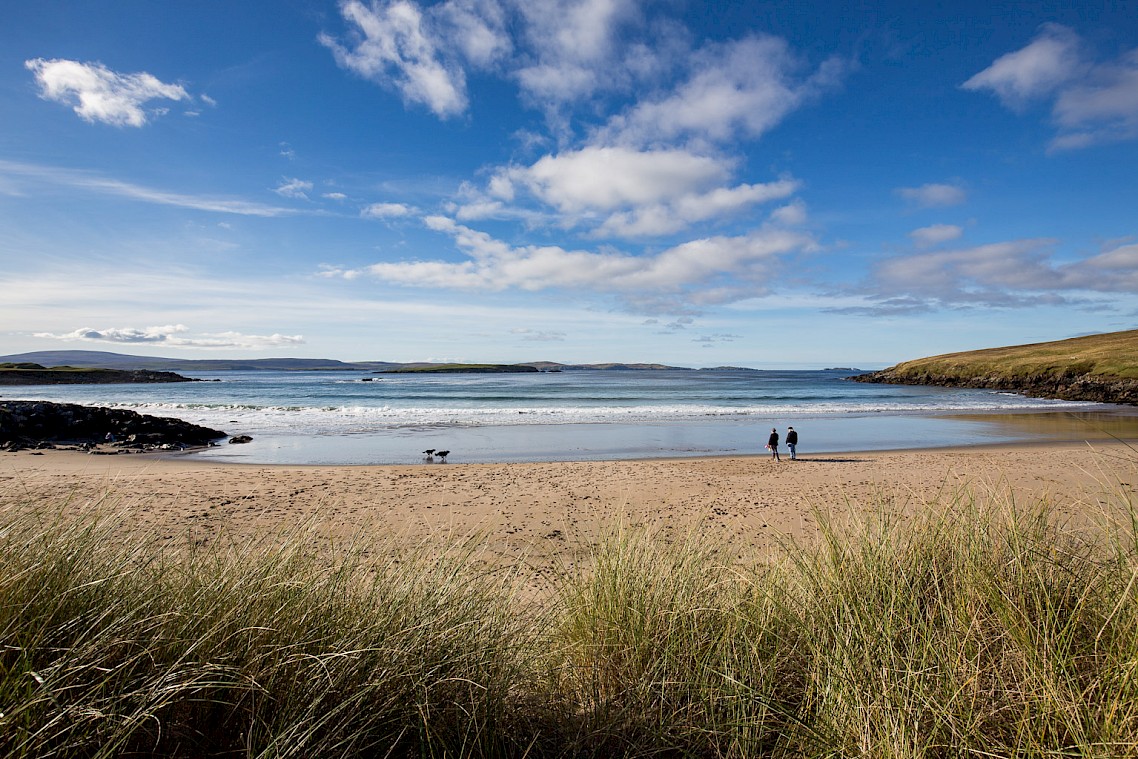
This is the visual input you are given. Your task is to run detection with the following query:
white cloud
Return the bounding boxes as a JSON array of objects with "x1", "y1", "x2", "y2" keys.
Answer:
[
  {"x1": 25, "y1": 58, "x2": 189, "y2": 127},
  {"x1": 595, "y1": 178, "x2": 800, "y2": 237},
  {"x1": 34, "y1": 324, "x2": 190, "y2": 344},
  {"x1": 896, "y1": 183, "x2": 967, "y2": 208},
  {"x1": 334, "y1": 215, "x2": 813, "y2": 313},
  {"x1": 964, "y1": 25, "x2": 1138, "y2": 149},
  {"x1": 458, "y1": 146, "x2": 801, "y2": 237},
  {"x1": 274, "y1": 177, "x2": 313, "y2": 199},
  {"x1": 598, "y1": 35, "x2": 845, "y2": 146},
  {"x1": 362, "y1": 201, "x2": 415, "y2": 218},
  {"x1": 769, "y1": 200, "x2": 807, "y2": 226},
  {"x1": 506, "y1": 146, "x2": 731, "y2": 213},
  {"x1": 1069, "y1": 242, "x2": 1138, "y2": 290},
  {"x1": 861, "y1": 239, "x2": 1138, "y2": 311},
  {"x1": 1051, "y1": 48, "x2": 1138, "y2": 147},
  {"x1": 436, "y1": 0, "x2": 511, "y2": 68},
  {"x1": 321, "y1": 0, "x2": 468, "y2": 118},
  {"x1": 875, "y1": 240, "x2": 1061, "y2": 296},
  {"x1": 34, "y1": 324, "x2": 305, "y2": 349},
  {"x1": 513, "y1": 0, "x2": 639, "y2": 103},
  {"x1": 909, "y1": 223, "x2": 963, "y2": 248},
  {"x1": 318, "y1": 0, "x2": 845, "y2": 162},
  {"x1": 962, "y1": 23, "x2": 1082, "y2": 109},
  {"x1": 323, "y1": 192, "x2": 348, "y2": 201}
]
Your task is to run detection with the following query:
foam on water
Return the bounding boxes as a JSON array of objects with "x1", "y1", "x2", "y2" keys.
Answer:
[{"x1": 94, "y1": 398, "x2": 1090, "y2": 437}]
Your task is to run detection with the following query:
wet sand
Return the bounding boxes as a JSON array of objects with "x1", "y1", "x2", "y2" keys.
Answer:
[{"x1": 3, "y1": 442, "x2": 1135, "y2": 587}]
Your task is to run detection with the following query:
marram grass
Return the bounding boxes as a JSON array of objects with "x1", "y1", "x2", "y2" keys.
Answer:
[{"x1": 2, "y1": 476, "x2": 1137, "y2": 757}]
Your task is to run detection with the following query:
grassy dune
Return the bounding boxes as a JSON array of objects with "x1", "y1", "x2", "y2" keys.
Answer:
[{"x1": 2, "y1": 482, "x2": 1138, "y2": 757}]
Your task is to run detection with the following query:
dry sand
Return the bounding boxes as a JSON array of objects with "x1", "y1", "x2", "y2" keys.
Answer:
[{"x1": 4, "y1": 443, "x2": 1136, "y2": 583}]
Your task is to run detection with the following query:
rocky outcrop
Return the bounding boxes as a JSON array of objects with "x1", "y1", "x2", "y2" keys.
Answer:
[
  {"x1": 852, "y1": 368, "x2": 1138, "y2": 405},
  {"x1": 0, "y1": 364, "x2": 198, "y2": 385},
  {"x1": 0, "y1": 401, "x2": 227, "y2": 452}
]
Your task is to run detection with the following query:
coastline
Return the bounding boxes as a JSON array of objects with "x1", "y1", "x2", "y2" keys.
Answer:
[
  {"x1": 181, "y1": 405, "x2": 1138, "y2": 466},
  {"x1": 5, "y1": 441, "x2": 1135, "y2": 585}
]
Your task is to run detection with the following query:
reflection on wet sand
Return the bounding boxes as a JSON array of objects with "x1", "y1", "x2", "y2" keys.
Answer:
[{"x1": 948, "y1": 409, "x2": 1138, "y2": 443}]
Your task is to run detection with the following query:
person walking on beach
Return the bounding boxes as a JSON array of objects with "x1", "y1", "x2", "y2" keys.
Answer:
[
  {"x1": 767, "y1": 428, "x2": 780, "y2": 461},
  {"x1": 786, "y1": 426, "x2": 798, "y2": 460}
]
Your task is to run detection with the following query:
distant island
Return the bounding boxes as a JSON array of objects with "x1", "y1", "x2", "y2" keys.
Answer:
[
  {"x1": 854, "y1": 329, "x2": 1138, "y2": 405},
  {"x1": 380, "y1": 364, "x2": 540, "y2": 374},
  {"x1": 0, "y1": 363, "x2": 198, "y2": 386}
]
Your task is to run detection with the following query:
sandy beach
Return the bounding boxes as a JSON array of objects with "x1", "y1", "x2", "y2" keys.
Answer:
[{"x1": 4, "y1": 442, "x2": 1136, "y2": 583}]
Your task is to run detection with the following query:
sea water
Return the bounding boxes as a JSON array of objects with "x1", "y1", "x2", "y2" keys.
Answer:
[{"x1": 5, "y1": 368, "x2": 1133, "y2": 464}]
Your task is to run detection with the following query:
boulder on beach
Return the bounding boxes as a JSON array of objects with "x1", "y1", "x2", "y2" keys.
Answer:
[{"x1": 0, "y1": 400, "x2": 227, "y2": 452}]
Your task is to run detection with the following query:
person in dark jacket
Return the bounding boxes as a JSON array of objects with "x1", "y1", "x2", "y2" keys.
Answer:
[
  {"x1": 786, "y1": 426, "x2": 798, "y2": 460},
  {"x1": 767, "y1": 428, "x2": 780, "y2": 461}
]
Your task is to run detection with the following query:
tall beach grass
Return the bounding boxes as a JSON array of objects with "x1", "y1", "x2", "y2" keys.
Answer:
[{"x1": 2, "y1": 473, "x2": 1137, "y2": 757}]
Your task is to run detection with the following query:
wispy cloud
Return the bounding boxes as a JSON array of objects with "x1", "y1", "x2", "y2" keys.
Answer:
[
  {"x1": 274, "y1": 177, "x2": 314, "y2": 199},
  {"x1": 25, "y1": 58, "x2": 190, "y2": 126},
  {"x1": 510, "y1": 327, "x2": 566, "y2": 341},
  {"x1": 896, "y1": 182, "x2": 967, "y2": 208},
  {"x1": 692, "y1": 332, "x2": 741, "y2": 346},
  {"x1": 0, "y1": 160, "x2": 305, "y2": 217},
  {"x1": 909, "y1": 223, "x2": 963, "y2": 248},
  {"x1": 964, "y1": 24, "x2": 1138, "y2": 149}
]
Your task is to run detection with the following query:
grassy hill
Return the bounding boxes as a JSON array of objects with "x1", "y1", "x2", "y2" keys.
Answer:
[{"x1": 855, "y1": 329, "x2": 1138, "y2": 404}]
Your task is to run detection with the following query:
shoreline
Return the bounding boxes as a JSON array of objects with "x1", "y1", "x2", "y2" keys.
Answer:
[{"x1": 173, "y1": 406, "x2": 1138, "y2": 467}]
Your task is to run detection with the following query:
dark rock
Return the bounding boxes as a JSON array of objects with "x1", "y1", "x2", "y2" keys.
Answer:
[
  {"x1": 0, "y1": 401, "x2": 227, "y2": 450},
  {"x1": 229, "y1": 435, "x2": 253, "y2": 444}
]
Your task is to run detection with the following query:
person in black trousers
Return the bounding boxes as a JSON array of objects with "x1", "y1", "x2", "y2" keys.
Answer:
[{"x1": 767, "y1": 428, "x2": 780, "y2": 461}]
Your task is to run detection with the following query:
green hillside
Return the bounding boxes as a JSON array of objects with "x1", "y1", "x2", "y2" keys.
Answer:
[
  {"x1": 855, "y1": 330, "x2": 1138, "y2": 404},
  {"x1": 886, "y1": 330, "x2": 1138, "y2": 380}
]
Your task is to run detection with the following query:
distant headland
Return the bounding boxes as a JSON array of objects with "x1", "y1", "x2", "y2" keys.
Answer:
[
  {"x1": 0, "y1": 362, "x2": 199, "y2": 386},
  {"x1": 853, "y1": 329, "x2": 1138, "y2": 405},
  {"x1": 0, "y1": 351, "x2": 691, "y2": 375}
]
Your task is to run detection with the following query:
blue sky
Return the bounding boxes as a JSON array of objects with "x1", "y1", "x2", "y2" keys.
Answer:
[{"x1": 2, "y1": 1, "x2": 1137, "y2": 368}]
